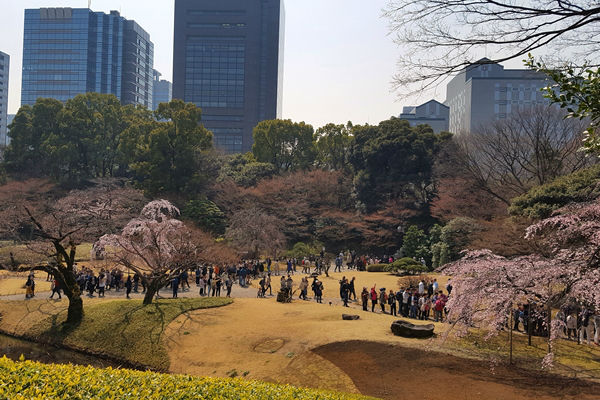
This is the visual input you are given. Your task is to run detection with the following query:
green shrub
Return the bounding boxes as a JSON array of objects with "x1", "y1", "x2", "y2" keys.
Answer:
[
  {"x1": 386, "y1": 258, "x2": 428, "y2": 274},
  {"x1": 284, "y1": 241, "x2": 323, "y2": 259},
  {"x1": 510, "y1": 165, "x2": 600, "y2": 219},
  {"x1": 366, "y1": 264, "x2": 388, "y2": 272},
  {"x1": 0, "y1": 357, "x2": 376, "y2": 400}
]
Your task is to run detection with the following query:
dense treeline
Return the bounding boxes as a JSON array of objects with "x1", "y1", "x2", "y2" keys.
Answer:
[{"x1": 2, "y1": 92, "x2": 593, "y2": 259}]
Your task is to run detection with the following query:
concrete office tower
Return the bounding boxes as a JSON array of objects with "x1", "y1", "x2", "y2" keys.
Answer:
[
  {"x1": 399, "y1": 100, "x2": 449, "y2": 133},
  {"x1": 153, "y1": 69, "x2": 173, "y2": 110},
  {"x1": 173, "y1": 0, "x2": 285, "y2": 153},
  {"x1": 21, "y1": 8, "x2": 153, "y2": 108},
  {"x1": 445, "y1": 58, "x2": 549, "y2": 135},
  {"x1": 0, "y1": 51, "x2": 8, "y2": 147}
]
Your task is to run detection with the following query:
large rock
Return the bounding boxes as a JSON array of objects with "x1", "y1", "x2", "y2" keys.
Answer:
[
  {"x1": 391, "y1": 320, "x2": 434, "y2": 338},
  {"x1": 342, "y1": 314, "x2": 360, "y2": 320}
]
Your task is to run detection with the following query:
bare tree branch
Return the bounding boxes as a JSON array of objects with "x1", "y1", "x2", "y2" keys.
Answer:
[{"x1": 384, "y1": 0, "x2": 600, "y2": 95}]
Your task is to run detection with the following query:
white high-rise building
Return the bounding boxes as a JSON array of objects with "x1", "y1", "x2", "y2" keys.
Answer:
[
  {"x1": 0, "y1": 51, "x2": 9, "y2": 147},
  {"x1": 445, "y1": 58, "x2": 550, "y2": 135}
]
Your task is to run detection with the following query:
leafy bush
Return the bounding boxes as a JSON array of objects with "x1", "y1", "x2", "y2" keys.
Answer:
[
  {"x1": 0, "y1": 357, "x2": 375, "y2": 400},
  {"x1": 386, "y1": 258, "x2": 428, "y2": 274},
  {"x1": 366, "y1": 264, "x2": 388, "y2": 272},
  {"x1": 510, "y1": 165, "x2": 600, "y2": 219},
  {"x1": 284, "y1": 241, "x2": 323, "y2": 259}
]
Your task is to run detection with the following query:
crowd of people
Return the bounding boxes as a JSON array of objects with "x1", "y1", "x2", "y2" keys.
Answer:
[{"x1": 15, "y1": 250, "x2": 600, "y2": 354}]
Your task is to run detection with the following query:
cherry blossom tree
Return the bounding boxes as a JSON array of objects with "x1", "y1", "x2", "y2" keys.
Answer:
[
  {"x1": 94, "y1": 200, "x2": 223, "y2": 304},
  {"x1": 444, "y1": 199, "x2": 600, "y2": 368},
  {"x1": 0, "y1": 181, "x2": 145, "y2": 324}
]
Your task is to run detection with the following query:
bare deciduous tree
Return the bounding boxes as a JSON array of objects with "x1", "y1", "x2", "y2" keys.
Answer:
[
  {"x1": 225, "y1": 207, "x2": 286, "y2": 259},
  {"x1": 0, "y1": 181, "x2": 145, "y2": 324},
  {"x1": 384, "y1": 0, "x2": 600, "y2": 92},
  {"x1": 452, "y1": 106, "x2": 593, "y2": 204}
]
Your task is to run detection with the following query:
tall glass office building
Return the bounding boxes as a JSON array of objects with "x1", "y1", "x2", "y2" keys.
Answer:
[
  {"x1": 21, "y1": 8, "x2": 153, "y2": 108},
  {"x1": 0, "y1": 51, "x2": 9, "y2": 147},
  {"x1": 173, "y1": 0, "x2": 284, "y2": 153}
]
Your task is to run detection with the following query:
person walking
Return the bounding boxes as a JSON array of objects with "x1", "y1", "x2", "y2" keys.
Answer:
[
  {"x1": 199, "y1": 276, "x2": 206, "y2": 296},
  {"x1": 580, "y1": 308, "x2": 595, "y2": 345},
  {"x1": 299, "y1": 277, "x2": 308, "y2": 300},
  {"x1": 313, "y1": 279, "x2": 323, "y2": 303},
  {"x1": 210, "y1": 274, "x2": 217, "y2": 296},
  {"x1": 49, "y1": 278, "x2": 61, "y2": 300},
  {"x1": 361, "y1": 287, "x2": 369, "y2": 311},
  {"x1": 125, "y1": 276, "x2": 133, "y2": 299},
  {"x1": 225, "y1": 276, "x2": 233, "y2": 297},
  {"x1": 266, "y1": 273, "x2": 272, "y2": 296},
  {"x1": 25, "y1": 274, "x2": 35, "y2": 299},
  {"x1": 215, "y1": 275, "x2": 222, "y2": 297},
  {"x1": 341, "y1": 279, "x2": 350, "y2": 307},
  {"x1": 172, "y1": 275, "x2": 179, "y2": 299},
  {"x1": 98, "y1": 273, "x2": 106, "y2": 298},
  {"x1": 349, "y1": 277, "x2": 357, "y2": 301}
]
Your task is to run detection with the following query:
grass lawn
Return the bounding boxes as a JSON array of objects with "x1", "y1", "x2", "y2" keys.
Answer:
[{"x1": 22, "y1": 297, "x2": 232, "y2": 371}]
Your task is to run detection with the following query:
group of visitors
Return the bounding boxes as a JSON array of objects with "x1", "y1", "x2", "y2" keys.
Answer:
[
  {"x1": 357, "y1": 279, "x2": 451, "y2": 322},
  {"x1": 556, "y1": 305, "x2": 600, "y2": 346}
]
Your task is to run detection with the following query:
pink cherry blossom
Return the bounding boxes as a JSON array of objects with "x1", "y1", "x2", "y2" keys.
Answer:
[{"x1": 444, "y1": 199, "x2": 600, "y2": 368}]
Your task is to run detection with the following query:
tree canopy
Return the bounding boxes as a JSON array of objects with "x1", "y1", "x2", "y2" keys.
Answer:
[
  {"x1": 349, "y1": 117, "x2": 450, "y2": 215},
  {"x1": 252, "y1": 119, "x2": 316, "y2": 172}
]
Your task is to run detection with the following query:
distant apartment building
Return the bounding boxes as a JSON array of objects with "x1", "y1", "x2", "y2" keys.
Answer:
[
  {"x1": 0, "y1": 51, "x2": 8, "y2": 147},
  {"x1": 152, "y1": 70, "x2": 172, "y2": 110},
  {"x1": 21, "y1": 8, "x2": 154, "y2": 108},
  {"x1": 399, "y1": 100, "x2": 449, "y2": 133},
  {"x1": 445, "y1": 58, "x2": 550, "y2": 135},
  {"x1": 173, "y1": 0, "x2": 285, "y2": 153}
]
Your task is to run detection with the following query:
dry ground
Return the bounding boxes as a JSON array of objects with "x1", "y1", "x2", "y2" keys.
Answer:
[
  {"x1": 0, "y1": 271, "x2": 51, "y2": 296},
  {"x1": 316, "y1": 341, "x2": 600, "y2": 400},
  {"x1": 164, "y1": 296, "x2": 600, "y2": 399}
]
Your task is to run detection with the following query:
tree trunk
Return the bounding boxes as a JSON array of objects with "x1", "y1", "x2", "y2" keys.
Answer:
[
  {"x1": 143, "y1": 280, "x2": 161, "y2": 305},
  {"x1": 66, "y1": 294, "x2": 83, "y2": 325},
  {"x1": 546, "y1": 304, "x2": 552, "y2": 354}
]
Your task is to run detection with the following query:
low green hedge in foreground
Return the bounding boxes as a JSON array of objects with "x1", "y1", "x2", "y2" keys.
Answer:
[{"x1": 0, "y1": 357, "x2": 377, "y2": 400}]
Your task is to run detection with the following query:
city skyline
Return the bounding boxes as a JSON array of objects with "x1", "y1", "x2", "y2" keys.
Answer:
[
  {"x1": 0, "y1": 0, "x2": 534, "y2": 130},
  {"x1": 0, "y1": 0, "x2": 417, "y2": 130}
]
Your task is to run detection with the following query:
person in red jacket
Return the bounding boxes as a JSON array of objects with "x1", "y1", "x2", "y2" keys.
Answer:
[
  {"x1": 434, "y1": 293, "x2": 446, "y2": 322},
  {"x1": 370, "y1": 285, "x2": 378, "y2": 312}
]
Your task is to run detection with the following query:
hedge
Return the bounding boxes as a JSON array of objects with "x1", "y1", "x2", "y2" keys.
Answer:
[
  {"x1": 0, "y1": 357, "x2": 377, "y2": 400},
  {"x1": 366, "y1": 264, "x2": 388, "y2": 272}
]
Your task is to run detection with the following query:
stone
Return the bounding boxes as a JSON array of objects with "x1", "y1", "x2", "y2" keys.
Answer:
[
  {"x1": 390, "y1": 320, "x2": 434, "y2": 338},
  {"x1": 342, "y1": 314, "x2": 360, "y2": 320}
]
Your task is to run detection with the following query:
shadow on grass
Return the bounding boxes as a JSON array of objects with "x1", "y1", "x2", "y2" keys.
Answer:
[{"x1": 28, "y1": 297, "x2": 233, "y2": 371}]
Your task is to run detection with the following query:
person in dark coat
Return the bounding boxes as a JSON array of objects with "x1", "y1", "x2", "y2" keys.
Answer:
[
  {"x1": 125, "y1": 276, "x2": 133, "y2": 299},
  {"x1": 171, "y1": 276, "x2": 179, "y2": 299}
]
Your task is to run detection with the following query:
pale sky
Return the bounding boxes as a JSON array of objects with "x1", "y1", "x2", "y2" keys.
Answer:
[{"x1": 0, "y1": 0, "x2": 523, "y2": 129}]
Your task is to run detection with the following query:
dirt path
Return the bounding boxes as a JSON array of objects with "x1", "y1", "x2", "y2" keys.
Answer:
[{"x1": 315, "y1": 340, "x2": 600, "y2": 400}]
